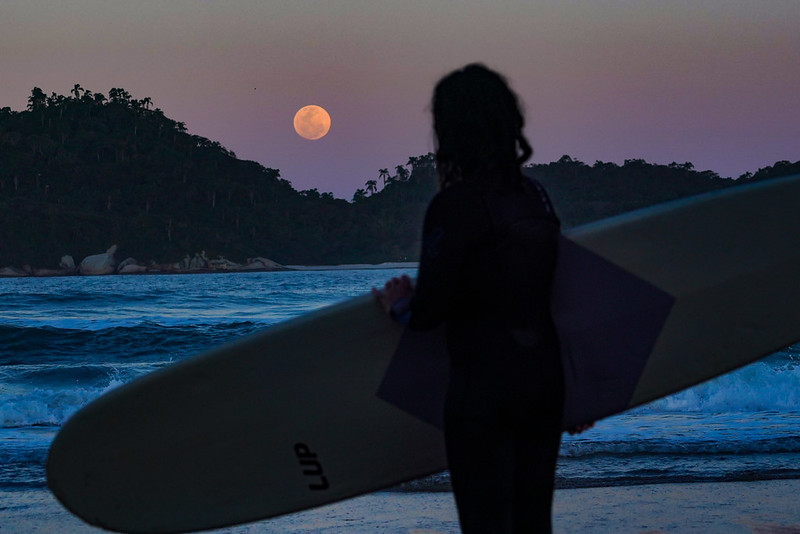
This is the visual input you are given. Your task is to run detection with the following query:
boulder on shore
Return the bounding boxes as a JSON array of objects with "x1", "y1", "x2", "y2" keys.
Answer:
[
  {"x1": 117, "y1": 257, "x2": 147, "y2": 274},
  {"x1": 189, "y1": 251, "x2": 209, "y2": 270},
  {"x1": 0, "y1": 266, "x2": 29, "y2": 277},
  {"x1": 208, "y1": 256, "x2": 241, "y2": 270},
  {"x1": 59, "y1": 255, "x2": 76, "y2": 271},
  {"x1": 242, "y1": 257, "x2": 284, "y2": 271},
  {"x1": 117, "y1": 257, "x2": 138, "y2": 271},
  {"x1": 178, "y1": 252, "x2": 209, "y2": 271},
  {"x1": 118, "y1": 264, "x2": 148, "y2": 274},
  {"x1": 79, "y1": 245, "x2": 118, "y2": 275}
]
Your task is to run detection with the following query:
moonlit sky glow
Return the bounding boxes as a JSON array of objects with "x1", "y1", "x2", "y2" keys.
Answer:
[{"x1": 1, "y1": 1, "x2": 798, "y2": 198}]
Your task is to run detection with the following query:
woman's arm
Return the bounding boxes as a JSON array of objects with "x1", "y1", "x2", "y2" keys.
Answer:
[
  {"x1": 372, "y1": 274, "x2": 414, "y2": 324},
  {"x1": 373, "y1": 184, "x2": 490, "y2": 329}
]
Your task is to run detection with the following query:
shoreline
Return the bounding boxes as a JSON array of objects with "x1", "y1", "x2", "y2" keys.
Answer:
[
  {"x1": 392, "y1": 472, "x2": 800, "y2": 493},
  {"x1": 284, "y1": 262, "x2": 418, "y2": 271},
  {"x1": 2, "y1": 479, "x2": 799, "y2": 533},
  {"x1": 0, "y1": 261, "x2": 419, "y2": 279}
]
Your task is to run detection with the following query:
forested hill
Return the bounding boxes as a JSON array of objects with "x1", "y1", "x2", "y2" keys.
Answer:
[
  {"x1": 1, "y1": 86, "x2": 798, "y2": 269},
  {"x1": 528, "y1": 156, "x2": 799, "y2": 228}
]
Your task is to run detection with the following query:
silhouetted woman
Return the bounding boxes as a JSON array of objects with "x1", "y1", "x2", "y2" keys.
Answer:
[{"x1": 374, "y1": 64, "x2": 565, "y2": 533}]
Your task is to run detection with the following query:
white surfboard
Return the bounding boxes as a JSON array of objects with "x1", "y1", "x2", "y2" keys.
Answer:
[{"x1": 47, "y1": 174, "x2": 800, "y2": 533}]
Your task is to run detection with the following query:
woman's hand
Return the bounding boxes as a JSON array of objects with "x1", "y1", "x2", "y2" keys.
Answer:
[{"x1": 372, "y1": 274, "x2": 414, "y2": 314}]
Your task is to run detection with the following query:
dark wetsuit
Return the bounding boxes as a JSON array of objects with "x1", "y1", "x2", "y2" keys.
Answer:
[{"x1": 404, "y1": 174, "x2": 564, "y2": 533}]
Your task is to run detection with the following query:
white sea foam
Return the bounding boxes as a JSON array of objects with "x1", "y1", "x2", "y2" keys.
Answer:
[
  {"x1": 640, "y1": 359, "x2": 800, "y2": 414},
  {"x1": 0, "y1": 377, "x2": 126, "y2": 428}
]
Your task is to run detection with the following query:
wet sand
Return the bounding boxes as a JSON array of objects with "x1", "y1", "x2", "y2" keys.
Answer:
[{"x1": 2, "y1": 480, "x2": 800, "y2": 533}]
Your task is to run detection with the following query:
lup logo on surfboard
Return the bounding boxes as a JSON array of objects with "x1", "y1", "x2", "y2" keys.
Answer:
[{"x1": 294, "y1": 443, "x2": 329, "y2": 490}]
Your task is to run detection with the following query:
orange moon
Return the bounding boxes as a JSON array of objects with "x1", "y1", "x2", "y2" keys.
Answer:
[{"x1": 293, "y1": 105, "x2": 331, "y2": 140}]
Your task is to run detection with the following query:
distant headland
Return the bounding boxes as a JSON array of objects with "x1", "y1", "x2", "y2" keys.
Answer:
[{"x1": 1, "y1": 86, "x2": 798, "y2": 277}]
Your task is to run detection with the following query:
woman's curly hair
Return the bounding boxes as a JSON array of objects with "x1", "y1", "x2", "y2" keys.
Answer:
[{"x1": 432, "y1": 64, "x2": 533, "y2": 189}]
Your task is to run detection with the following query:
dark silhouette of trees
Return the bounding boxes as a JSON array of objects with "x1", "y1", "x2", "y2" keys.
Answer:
[
  {"x1": 352, "y1": 188, "x2": 367, "y2": 203},
  {"x1": 1, "y1": 85, "x2": 797, "y2": 269},
  {"x1": 27, "y1": 87, "x2": 47, "y2": 111},
  {"x1": 378, "y1": 168, "x2": 390, "y2": 187},
  {"x1": 524, "y1": 156, "x2": 732, "y2": 227},
  {"x1": 394, "y1": 165, "x2": 409, "y2": 182}
]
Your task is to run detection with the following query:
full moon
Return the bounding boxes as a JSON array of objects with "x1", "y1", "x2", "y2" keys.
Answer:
[{"x1": 293, "y1": 105, "x2": 331, "y2": 140}]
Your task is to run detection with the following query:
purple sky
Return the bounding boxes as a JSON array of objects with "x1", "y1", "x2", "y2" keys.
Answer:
[{"x1": 2, "y1": 1, "x2": 798, "y2": 198}]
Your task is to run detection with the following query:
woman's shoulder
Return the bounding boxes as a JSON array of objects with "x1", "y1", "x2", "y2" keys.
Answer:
[
  {"x1": 427, "y1": 173, "x2": 555, "y2": 215},
  {"x1": 423, "y1": 181, "x2": 493, "y2": 231}
]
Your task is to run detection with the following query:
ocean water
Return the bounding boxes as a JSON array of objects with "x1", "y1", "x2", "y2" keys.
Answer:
[{"x1": 1, "y1": 270, "x2": 799, "y2": 499}]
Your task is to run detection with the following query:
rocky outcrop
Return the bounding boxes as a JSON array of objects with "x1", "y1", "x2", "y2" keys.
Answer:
[
  {"x1": 189, "y1": 251, "x2": 209, "y2": 270},
  {"x1": 117, "y1": 257, "x2": 148, "y2": 274},
  {"x1": 208, "y1": 256, "x2": 242, "y2": 270},
  {"x1": 242, "y1": 257, "x2": 284, "y2": 270},
  {"x1": 4, "y1": 249, "x2": 286, "y2": 277},
  {"x1": 118, "y1": 264, "x2": 148, "y2": 274},
  {"x1": 0, "y1": 266, "x2": 29, "y2": 277},
  {"x1": 117, "y1": 257, "x2": 137, "y2": 270},
  {"x1": 79, "y1": 245, "x2": 118, "y2": 275},
  {"x1": 176, "y1": 251, "x2": 209, "y2": 271},
  {"x1": 60, "y1": 256, "x2": 76, "y2": 271}
]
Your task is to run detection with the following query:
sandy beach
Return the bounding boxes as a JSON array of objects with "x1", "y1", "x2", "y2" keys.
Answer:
[{"x1": 2, "y1": 480, "x2": 799, "y2": 533}]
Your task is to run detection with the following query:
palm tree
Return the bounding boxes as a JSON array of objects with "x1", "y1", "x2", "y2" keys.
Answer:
[
  {"x1": 378, "y1": 168, "x2": 390, "y2": 186},
  {"x1": 365, "y1": 180, "x2": 378, "y2": 195}
]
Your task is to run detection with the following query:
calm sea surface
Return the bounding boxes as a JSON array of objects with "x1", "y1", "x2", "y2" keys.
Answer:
[{"x1": 1, "y1": 270, "x2": 798, "y2": 496}]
